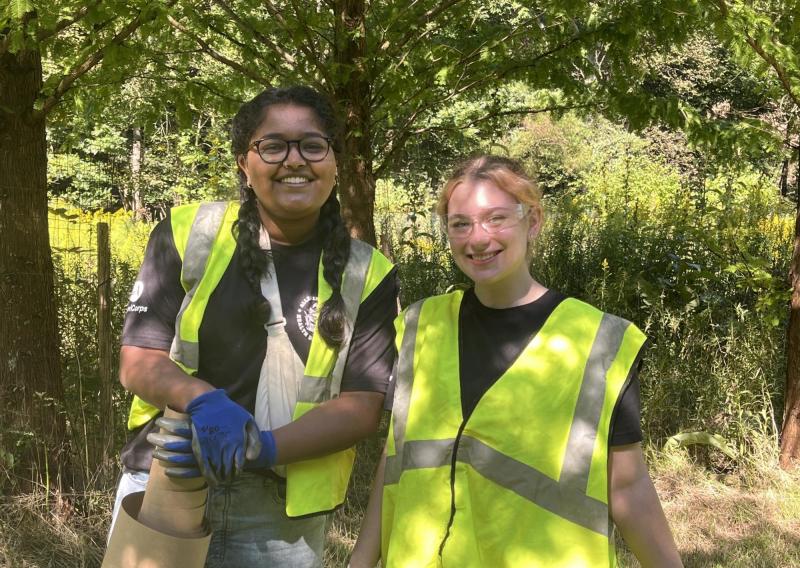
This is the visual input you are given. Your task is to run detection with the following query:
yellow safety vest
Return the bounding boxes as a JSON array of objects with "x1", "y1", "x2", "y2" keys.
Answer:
[
  {"x1": 126, "y1": 201, "x2": 394, "y2": 517},
  {"x1": 382, "y1": 290, "x2": 647, "y2": 567}
]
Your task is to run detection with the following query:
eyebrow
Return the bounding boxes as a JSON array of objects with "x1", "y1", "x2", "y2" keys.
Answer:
[
  {"x1": 259, "y1": 131, "x2": 326, "y2": 138},
  {"x1": 448, "y1": 206, "x2": 518, "y2": 216}
]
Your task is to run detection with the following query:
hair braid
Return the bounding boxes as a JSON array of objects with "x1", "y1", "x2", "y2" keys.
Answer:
[
  {"x1": 316, "y1": 191, "x2": 351, "y2": 348},
  {"x1": 229, "y1": 85, "x2": 346, "y2": 336},
  {"x1": 233, "y1": 185, "x2": 271, "y2": 325}
]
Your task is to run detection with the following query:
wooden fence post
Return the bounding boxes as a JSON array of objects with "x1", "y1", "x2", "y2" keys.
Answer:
[{"x1": 97, "y1": 222, "x2": 113, "y2": 462}]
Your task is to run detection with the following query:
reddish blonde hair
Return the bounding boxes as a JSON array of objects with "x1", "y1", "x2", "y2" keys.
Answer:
[{"x1": 436, "y1": 155, "x2": 543, "y2": 218}]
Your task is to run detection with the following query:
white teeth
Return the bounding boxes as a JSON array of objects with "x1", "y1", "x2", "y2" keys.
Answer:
[
  {"x1": 471, "y1": 252, "x2": 498, "y2": 261},
  {"x1": 280, "y1": 176, "x2": 310, "y2": 184}
]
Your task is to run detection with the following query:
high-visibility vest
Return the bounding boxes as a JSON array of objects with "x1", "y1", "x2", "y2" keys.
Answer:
[
  {"x1": 382, "y1": 290, "x2": 647, "y2": 567},
  {"x1": 126, "y1": 201, "x2": 394, "y2": 517}
]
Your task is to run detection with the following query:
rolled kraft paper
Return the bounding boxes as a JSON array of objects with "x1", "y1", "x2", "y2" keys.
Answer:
[
  {"x1": 143, "y1": 485, "x2": 208, "y2": 509},
  {"x1": 137, "y1": 499, "x2": 208, "y2": 539},
  {"x1": 102, "y1": 491, "x2": 211, "y2": 568},
  {"x1": 138, "y1": 407, "x2": 209, "y2": 536}
]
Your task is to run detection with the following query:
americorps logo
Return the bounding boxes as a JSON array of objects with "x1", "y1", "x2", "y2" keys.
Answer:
[
  {"x1": 296, "y1": 296, "x2": 318, "y2": 340},
  {"x1": 129, "y1": 281, "x2": 144, "y2": 302}
]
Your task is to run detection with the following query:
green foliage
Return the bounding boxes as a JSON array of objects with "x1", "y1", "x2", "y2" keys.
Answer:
[
  {"x1": 384, "y1": 111, "x2": 793, "y2": 466},
  {"x1": 134, "y1": 112, "x2": 238, "y2": 212},
  {"x1": 48, "y1": 108, "x2": 238, "y2": 214},
  {"x1": 48, "y1": 205, "x2": 150, "y2": 488}
]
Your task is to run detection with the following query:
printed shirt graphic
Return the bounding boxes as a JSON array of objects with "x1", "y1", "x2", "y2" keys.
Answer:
[
  {"x1": 120, "y1": 218, "x2": 399, "y2": 471},
  {"x1": 295, "y1": 296, "x2": 319, "y2": 341},
  {"x1": 122, "y1": 219, "x2": 399, "y2": 404},
  {"x1": 126, "y1": 280, "x2": 148, "y2": 313}
]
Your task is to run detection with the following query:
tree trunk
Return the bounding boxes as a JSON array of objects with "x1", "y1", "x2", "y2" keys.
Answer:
[
  {"x1": 130, "y1": 126, "x2": 145, "y2": 219},
  {"x1": 332, "y1": 0, "x2": 376, "y2": 245},
  {"x1": 780, "y1": 158, "x2": 789, "y2": 197},
  {"x1": 781, "y1": 158, "x2": 800, "y2": 469},
  {"x1": 0, "y1": 48, "x2": 68, "y2": 490},
  {"x1": 97, "y1": 222, "x2": 114, "y2": 465}
]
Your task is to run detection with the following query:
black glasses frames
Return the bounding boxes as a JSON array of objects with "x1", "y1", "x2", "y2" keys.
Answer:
[{"x1": 248, "y1": 136, "x2": 333, "y2": 164}]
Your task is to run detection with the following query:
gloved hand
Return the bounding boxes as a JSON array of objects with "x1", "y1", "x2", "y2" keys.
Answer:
[
  {"x1": 146, "y1": 416, "x2": 201, "y2": 478},
  {"x1": 244, "y1": 430, "x2": 278, "y2": 471},
  {"x1": 185, "y1": 389, "x2": 261, "y2": 484}
]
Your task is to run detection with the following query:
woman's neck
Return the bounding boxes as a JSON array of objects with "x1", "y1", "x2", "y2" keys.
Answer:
[
  {"x1": 257, "y1": 204, "x2": 320, "y2": 245},
  {"x1": 474, "y1": 272, "x2": 547, "y2": 309}
]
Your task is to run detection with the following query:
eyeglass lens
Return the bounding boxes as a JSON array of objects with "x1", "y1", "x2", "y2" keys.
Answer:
[
  {"x1": 445, "y1": 206, "x2": 525, "y2": 237},
  {"x1": 257, "y1": 137, "x2": 330, "y2": 163}
]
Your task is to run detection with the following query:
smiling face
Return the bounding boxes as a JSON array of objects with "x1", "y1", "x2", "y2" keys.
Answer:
[
  {"x1": 237, "y1": 103, "x2": 337, "y2": 229},
  {"x1": 447, "y1": 178, "x2": 538, "y2": 293}
]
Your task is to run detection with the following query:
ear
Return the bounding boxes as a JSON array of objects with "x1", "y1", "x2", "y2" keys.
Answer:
[
  {"x1": 237, "y1": 154, "x2": 250, "y2": 186},
  {"x1": 527, "y1": 206, "x2": 542, "y2": 240}
]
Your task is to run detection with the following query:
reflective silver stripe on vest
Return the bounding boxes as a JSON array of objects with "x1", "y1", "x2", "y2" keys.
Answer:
[
  {"x1": 297, "y1": 374, "x2": 330, "y2": 403},
  {"x1": 384, "y1": 435, "x2": 610, "y2": 535},
  {"x1": 560, "y1": 313, "x2": 629, "y2": 494},
  {"x1": 297, "y1": 239, "x2": 374, "y2": 403},
  {"x1": 385, "y1": 438, "x2": 453, "y2": 485},
  {"x1": 385, "y1": 300, "x2": 631, "y2": 537},
  {"x1": 384, "y1": 300, "x2": 424, "y2": 485},
  {"x1": 170, "y1": 202, "x2": 229, "y2": 371},
  {"x1": 459, "y1": 435, "x2": 610, "y2": 536},
  {"x1": 329, "y1": 240, "x2": 373, "y2": 397}
]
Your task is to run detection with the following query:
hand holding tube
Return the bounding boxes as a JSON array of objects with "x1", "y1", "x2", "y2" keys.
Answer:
[
  {"x1": 185, "y1": 389, "x2": 261, "y2": 484},
  {"x1": 147, "y1": 416, "x2": 201, "y2": 478}
]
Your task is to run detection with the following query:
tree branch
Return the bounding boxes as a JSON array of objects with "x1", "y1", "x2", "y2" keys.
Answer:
[
  {"x1": 286, "y1": 0, "x2": 334, "y2": 49},
  {"x1": 744, "y1": 37, "x2": 800, "y2": 110},
  {"x1": 381, "y1": 0, "x2": 466, "y2": 59},
  {"x1": 166, "y1": 14, "x2": 271, "y2": 87},
  {"x1": 203, "y1": 18, "x2": 284, "y2": 77},
  {"x1": 211, "y1": 0, "x2": 318, "y2": 84},
  {"x1": 36, "y1": 0, "x2": 103, "y2": 43},
  {"x1": 376, "y1": 104, "x2": 588, "y2": 177},
  {"x1": 712, "y1": 0, "x2": 800, "y2": 111},
  {"x1": 371, "y1": 21, "x2": 599, "y2": 178},
  {"x1": 261, "y1": 0, "x2": 334, "y2": 85},
  {"x1": 35, "y1": 5, "x2": 156, "y2": 118}
]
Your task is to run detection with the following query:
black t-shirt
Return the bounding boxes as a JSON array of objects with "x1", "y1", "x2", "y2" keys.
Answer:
[
  {"x1": 386, "y1": 289, "x2": 643, "y2": 446},
  {"x1": 121, "y1": 216, "x2": 398, "y2": 469}
]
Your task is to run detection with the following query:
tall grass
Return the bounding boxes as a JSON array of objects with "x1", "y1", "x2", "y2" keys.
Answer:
[{"x1": 3, "y1": 133, "x2": 794, "y2": 565}]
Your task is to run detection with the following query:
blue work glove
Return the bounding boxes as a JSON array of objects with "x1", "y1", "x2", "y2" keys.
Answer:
[
  {"x1": 244, "y1": 430, "x2": 278, "y2": 470},
  {"x1": 146, "y1": 416, "x2": 202, "y2": 478},
  {"x1": 185, "y1": 389, "x2": 261, "y2": 484}
]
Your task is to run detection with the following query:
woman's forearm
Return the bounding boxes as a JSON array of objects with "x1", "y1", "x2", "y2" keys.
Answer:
[
  {"x1": 271, "y1": 391, "x2": 384, "y2": 465},
  {"x1": 119, "y1": 345, "x2": 214, "y2": 412},
  {"x1": 350, "y1": 451, "x2": 386, "y2": 568},
  {"x1": 122, "y1": 345, "x2": 384, "y2": 465},
  {"x1": 610, "y1": 444, "x2": 682, "y2": 567}
]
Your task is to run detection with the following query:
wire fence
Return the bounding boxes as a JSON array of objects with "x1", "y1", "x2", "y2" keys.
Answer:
[{"x1": 47, "y1": 159, "x2": 146, "y2": 487}]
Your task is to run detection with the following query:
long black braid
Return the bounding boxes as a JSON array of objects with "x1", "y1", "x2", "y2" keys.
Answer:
[
  {"x1": 236, "y1": 184, "x2": 272, "y2": 325},
  {"x1": 229, "y1": 86, "x2": 350, "y2": 347},
  {"x1": 316, "y1": 190, "x2": 350, "y2": 347}
]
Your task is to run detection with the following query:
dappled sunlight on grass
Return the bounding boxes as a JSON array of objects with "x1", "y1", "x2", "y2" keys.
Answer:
[
  {"x1": 0, "y1": 489, "x2": 111, "y2": 567},
  {"x1": 617, "y1": 448, "x2": 800, "y2": 567}
]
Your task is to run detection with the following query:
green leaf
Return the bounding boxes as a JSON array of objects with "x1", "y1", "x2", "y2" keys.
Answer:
[
  {"x1": 5, "y1": 0, "x2": 34, "y2": 20},
  {"x1": 665, "y1": 431, "x2": 737, "y2": 460}
]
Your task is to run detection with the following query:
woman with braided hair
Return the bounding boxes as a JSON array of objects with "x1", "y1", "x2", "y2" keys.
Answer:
[{"x1": 112, "y1": 86, "x2": 398, "y2": 566}]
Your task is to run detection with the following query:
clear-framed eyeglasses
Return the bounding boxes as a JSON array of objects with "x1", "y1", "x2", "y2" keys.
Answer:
[
  {"x1": 248, "y1": 136, "x2": 333, "y2": 164},
  {"x1": 442, "y1": 204, "x2": 529, "y2": 239}
]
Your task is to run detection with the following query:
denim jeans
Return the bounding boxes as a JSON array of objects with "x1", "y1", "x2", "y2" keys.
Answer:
[
  {"x1": 110, "y1": 470, "x2": 327, "y2": 567},
  {"x1": 206, "y1": 471, "x2": 327, "y2": 567}
]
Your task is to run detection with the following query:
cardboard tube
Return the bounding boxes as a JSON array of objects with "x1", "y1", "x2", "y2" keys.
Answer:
[
  {"x1": 102, "y1": 408, "x2": 211, "y2": 567},
  {"x1": 102, "y1": 492, "x2": 211, "y2": 568}
]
